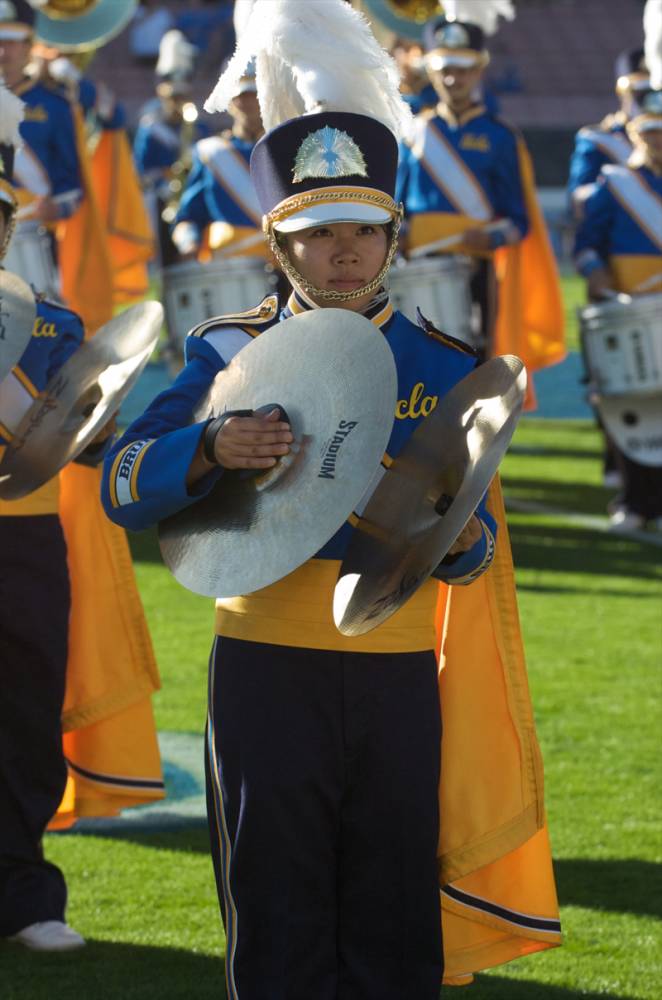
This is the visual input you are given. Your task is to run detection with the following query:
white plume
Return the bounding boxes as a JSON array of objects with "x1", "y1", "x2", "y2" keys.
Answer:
[
  {"x1": 156, "y1": 30, "x2": 197, "y2": 80},
  {"x1": 442, "y1": 0, "x2": 516, "y2": 36},
  {"x1": 0, "y1": 84, "x2": 24, "y2": 147},
  {"x1": 204, "y1": 0, "x2": 412, "y2": 140},
  {"x1": 644, "y1": 0, "x2": 662, "y2": 89},
  {"x1": 233, "y1": 0, "x2": 256, "y2": 42}
]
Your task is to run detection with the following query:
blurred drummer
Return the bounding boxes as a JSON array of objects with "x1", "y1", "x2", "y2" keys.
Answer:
[
  {"x1": 396, "y1": 10, "x2": 564, "y2": 371},
  {"x1": 573, "y1": 87, "x2": 662, "y2": 531},
  {"x1": 390, "y1": 36, "x2": 437, "y2": 115},
  {"x1": 0, "y1": 0, "x2": 82, "y2": 293},
  {"x1": 171, "y1": 60, "x2": 266, "y2": 262},
  {"x1": 134, "y1": 30, "x2": 211, "y2": 266},
  {"x1": 568, "y1": 48, "x2": 649, "y2": 218}
]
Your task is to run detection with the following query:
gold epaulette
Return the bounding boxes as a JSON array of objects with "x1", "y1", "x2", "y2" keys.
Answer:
[
  {"x1": 599, "y1": 110, "x2": 627, "y2": 131},
  {"x1": 188, "y1": 293, "x2": 280, "y2": 339},
  {"x1": 417, "y1": 312, "x2": 477, "y2": 356}
]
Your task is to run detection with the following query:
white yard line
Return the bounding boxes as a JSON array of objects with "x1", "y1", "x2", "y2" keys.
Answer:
[{"x1": 505, "y1": 497, "x2": 662, "y2": 548}]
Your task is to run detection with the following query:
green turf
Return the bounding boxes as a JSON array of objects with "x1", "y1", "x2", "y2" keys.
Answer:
[
  {"x1": 560, "y1": 272, "x2": 585, "y2": 354},
  {"x1": 2, "y1": 418, "x2": 661, "y2": 999}
]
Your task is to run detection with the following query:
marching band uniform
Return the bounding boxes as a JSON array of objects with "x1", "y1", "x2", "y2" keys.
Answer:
[
  {"x1": 133, "y1": 29, "x2": 210, "y2": 267},
  {"x1": 397, "y1": 15, "x2": 564, "y2": 383},
  {"x1": 103, "y1": 2, "x2": 560, "y2": 992},
  {"x1": 574, "y1": 88, "x2": 662, "y2": 529},
  {"x1": 568, "y1": 49, "x2": 649, "y2": 214},
  {"x1": 0, "y1": 84, "x2": 163, "y2": 951},
  {"x1": 0, "y1": 297, "x2": 85, "y2": 948}
]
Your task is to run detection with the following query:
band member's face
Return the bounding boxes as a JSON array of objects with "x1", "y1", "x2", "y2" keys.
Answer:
[
  {"x1": 429, "y1": 62, "x2": 483, "y2": 109},
  {"x1": 0, "y1": 37, "x2": 31, "y2": 86},
  {"x1": 229, "y1": 90, "x2": 263, "y2": 137},
  {"x1": 284, "y1": 222, "x2": 388, "y2": 312}
]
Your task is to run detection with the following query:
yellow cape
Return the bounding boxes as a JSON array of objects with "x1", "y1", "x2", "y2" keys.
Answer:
[{"x1": 436, "y1": 478, "x2": 561, "y2": 982}]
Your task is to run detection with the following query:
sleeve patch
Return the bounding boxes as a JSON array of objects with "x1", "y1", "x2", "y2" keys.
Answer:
[{"x1": 109, "y1": 439, "x2": 155, "y2": 508}]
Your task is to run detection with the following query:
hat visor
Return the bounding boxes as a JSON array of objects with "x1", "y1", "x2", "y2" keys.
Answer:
[
  {"x1": 596, "y1": 395, "x2": 662, "y2": 467},
  {"x1": 273, "y1": 201, "x2": 394, "y2": 234},
  {"x1": 0, "y1": 25, "x2": 33, "y2": 40},
  {"x1": 426, "y1": 51, "x2": 483, "y2": 71},
  {"x1": 633, "y1": 115, "x2": 662, "y2": 133}
]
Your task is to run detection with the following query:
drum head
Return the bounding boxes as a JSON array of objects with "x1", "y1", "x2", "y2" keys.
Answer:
[
  {"x1": 597, "y1": 395, "x2": 662, "y2": 467},
  {"x1": 158, "y1": 309, "x2": 398, "y2": 599}
]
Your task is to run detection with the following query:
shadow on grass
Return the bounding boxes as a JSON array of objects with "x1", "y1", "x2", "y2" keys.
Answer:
[
  {"x1": 509, "y1": 522, "x2": 662, "y2": 582},
  {"x1": 0, "y1": 939, "x2": 225, "y2": 1000},
  {"x1": 470, "y1": 976, "x2": 634, "y2": 999},
  {"x1": 128, "y1": 526, "x2": 163, "y2": 565},
  {"x1": 56, "y1": 824, "x2": 212, "y2": 855},
  {"x1": 556, "y1": 858, "x2": 662, "y2": 920},
  {"x1": 509, "y1": 444, "x2": 602, "y2": 461},
  {"x1": 502, "y1": 475, "x2": 614, "y2": 516}
]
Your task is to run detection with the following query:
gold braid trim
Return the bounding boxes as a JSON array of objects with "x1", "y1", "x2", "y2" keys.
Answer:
[
  {"x1": 0, "y1": 185, "x2": 18, "y2": 261},
  {"x1": 266, "y1": 187, "x2": 399, "y2": 227},
  {"x1": 265, "y1": 202, "x2": 404, "y2": 303}
]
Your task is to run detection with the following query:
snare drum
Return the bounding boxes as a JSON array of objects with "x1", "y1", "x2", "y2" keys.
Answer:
[
  {"x1": 4, "y1": 221, "x2": 61, "y2": 300},
  {"x1": 579, "y1": 293, "x2": 662, "y2": 397},
  {"x1": 162, "y1": 257, "x2": 274, "y2": 349},
  {"x1": 387, "y1": 256, "x2": 474, "y2": 347}
]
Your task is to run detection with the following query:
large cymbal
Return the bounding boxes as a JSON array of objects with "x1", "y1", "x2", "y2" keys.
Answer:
[
  {"x1": 0, "y1": 270, "x2": 36, "y2": 383},
  {"x1": 334, "y1": 356, "x2": 527, "y2": 636},
  {"x1": 158, "y1": 309, "x2": 398, "y2": 598},
  {"x1": 0, "y1": 301, "x2": 163, "y2": 499}
]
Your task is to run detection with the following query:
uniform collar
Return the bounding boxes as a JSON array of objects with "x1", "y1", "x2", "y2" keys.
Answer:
[
  {"x1": 437, "y1": 102, "x2": 486, "y2": 128},
  {"x1": 282, "y1": 287, "x2": 394, "y2": 332}
]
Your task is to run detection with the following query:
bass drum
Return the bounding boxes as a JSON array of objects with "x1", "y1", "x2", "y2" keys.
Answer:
[
  {"x1": 387, "y1": 255, "x2": 475, "y2": 348},
  {"x1": 579, "y1": 293, "x2": 662, "y2": 397},
  {"x1": 162, "y1": 257, "x2": 276, "y2": 350},
  {"x1": 4, "y1": 221, "x2": 61, "y2": 301},
  {"x1": 579, "y1": 293, "x2": 662, "y2": 467}
]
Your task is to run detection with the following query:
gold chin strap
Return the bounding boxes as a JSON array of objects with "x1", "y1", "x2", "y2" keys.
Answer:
[
  {"x1": 265, "y1": 207, "x2": 403, "y2": 304},
  {"x1": 0, "y1": 203, "x2": 17, "y2": 262}
]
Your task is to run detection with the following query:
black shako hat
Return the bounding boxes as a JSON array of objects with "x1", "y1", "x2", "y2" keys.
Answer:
[
  {"x1": 250, "y1": 111, "x2": 400, "y2": 233},
  {"x1": 423, "y1": 15, "x2": 488, "y2": 70},
  {"x1": 0, "y1": 0, "x2": 35, "y2": 38}
]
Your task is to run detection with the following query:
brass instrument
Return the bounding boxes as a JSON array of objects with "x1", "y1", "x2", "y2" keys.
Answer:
[
  {"x1": 357, "y1": 0, "x2": 443, "y2": 40},
  {"x1": 160, "y1": 103, "x2": 199, "y2": 226},
  {"x1": 34, "y1": 0, "x2": 137, "y2": 53}
]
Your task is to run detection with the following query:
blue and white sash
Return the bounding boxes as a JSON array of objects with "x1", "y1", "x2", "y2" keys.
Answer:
[
  {"x1": 409, "y1": 117, "x2": 493, "y2": 222},
  {"x1": 604, "y1": 165, "x2": 662, "y2": 253}
]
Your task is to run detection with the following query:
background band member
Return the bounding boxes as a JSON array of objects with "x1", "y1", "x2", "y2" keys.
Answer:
[
  {"x1": 171, "y1": 61, "x2": 265, "y2": 262},
  {"x1": 573, "y1": 87, "x2": 662, "y2": 531},
  {"x1": 133, "y1": 29, "x2": 210, "y2": 267},
  {"x1": 568, "y1": 48, "x2": 650, "y2": 216}
]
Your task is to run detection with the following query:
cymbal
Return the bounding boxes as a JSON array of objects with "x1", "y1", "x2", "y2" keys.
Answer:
[
  {"x1": 0, "y1": 301, "x2": 163, "y2": 499},
  {"x1": 334, "y1": 356, "x2": 527, "y2": 637},
  {"x1": 0, "y1": 271, "x2": 36, "y2": 383},
  {"x1": 158, "y1": 308, "x2": 398, "y2": 598}
]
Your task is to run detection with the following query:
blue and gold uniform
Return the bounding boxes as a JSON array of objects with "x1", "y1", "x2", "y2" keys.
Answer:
[
  {"x1": 397, "y1": 104, "x2": 528, "y2": 253},
  {"x1": 103, "y1": 24, "x2": 560, "y2": 984},
  {"x1": 567, "y1": 114, "x2": 632, "y2": 208},
  {"x1": 0, "y1": 296, "x2": 82, "y2": 938},
  {"x1": 12, "y1": 77, "x2": 82, "y2": 220},
  {"x1": 573, "y1": 162, "x2": 662, "y2": 295},
  {"x1": 172, "y1": 132, "x2": 266, "y2": 259},
  {"x1": 134, "y1": 107, "x2": 209, "y2": 197}
]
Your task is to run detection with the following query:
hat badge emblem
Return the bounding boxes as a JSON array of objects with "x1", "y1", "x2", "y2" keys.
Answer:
[
  {"x1": 438, "y1": 23, "x2": 470, "y2": 49},
  {"x1": 0, "y1": 1, "x2": 18, "y2": 19},
  {"x1": 293, "y1": 126, "x2": 368, "y2": 184}
]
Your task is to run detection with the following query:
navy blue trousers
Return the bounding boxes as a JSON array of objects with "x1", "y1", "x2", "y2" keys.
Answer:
[
  {"x1": 0, "y1": 516, "x2": 69, "y2": 936},
  {"x1": 205, "y1": 637, "x2": 443, "y2": 1000}
]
